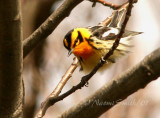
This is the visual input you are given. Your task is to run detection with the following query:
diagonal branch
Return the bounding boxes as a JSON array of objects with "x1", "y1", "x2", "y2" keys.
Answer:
[
  {"x1": 34, "y1": 58, "x2": 78, "y2": 118},
  {"x1": 58, "y1": 47, "x2": 160, "y2": 118},
  {"x1": 23, "y1": 0, "x2": 83, "y2": 58}
]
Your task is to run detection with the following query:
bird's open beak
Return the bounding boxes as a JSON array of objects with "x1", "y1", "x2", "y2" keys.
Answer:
[{"x1": 68, "y1": 48, "x2": 74, "y2": 56}]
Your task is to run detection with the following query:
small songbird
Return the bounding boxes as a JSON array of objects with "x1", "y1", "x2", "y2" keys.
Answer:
[{"x1": 63, "y1": 8, "x2": 142, "y2": 73}]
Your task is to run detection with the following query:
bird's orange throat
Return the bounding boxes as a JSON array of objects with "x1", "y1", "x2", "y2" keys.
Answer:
[{"x1": 73, "y1": 41, "x2": 94, "y2": 59}]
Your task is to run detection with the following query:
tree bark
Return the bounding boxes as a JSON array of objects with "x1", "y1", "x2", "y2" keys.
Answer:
[
  {"x1": 0, "y1": 0, "x2": 23, "y2": 117},
  {"x1": 58, "y1": 48, "x2": 160, "y2": 118}
]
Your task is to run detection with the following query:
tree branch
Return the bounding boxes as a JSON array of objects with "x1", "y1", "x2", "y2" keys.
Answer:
[
  {"x1": 91, "y1": 0, "x2": 122, "y2": 9},
  {"x1": 58, "y1": 47, "x2": 160, "y2": 118},
  {"x1": 0, "y1": 0, "x2": 23, "y2": 117},
  {"x1": 23, "y1": 0, "x2": 83, "y2": 58},
  {"x1": 34, "y1": 58, "x2": 78, "y2": 118}
]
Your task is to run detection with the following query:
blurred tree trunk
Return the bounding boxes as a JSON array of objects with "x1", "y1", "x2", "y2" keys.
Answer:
[
  {"x1": 0, "y1": 0, "x2": 23, "y2": 118},
  {"x1": 23, "y1": 0, "x2": 57, "y2": 118}
]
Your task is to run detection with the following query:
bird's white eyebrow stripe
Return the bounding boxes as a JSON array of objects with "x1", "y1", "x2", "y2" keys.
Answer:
[{"x1": 102, "y1": 28, "x2": 119, "y2": 37}]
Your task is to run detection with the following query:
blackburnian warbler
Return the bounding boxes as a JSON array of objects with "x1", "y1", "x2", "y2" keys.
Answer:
[{"x1": 63, "y1": 9, "x2": 142, "y2": 73}]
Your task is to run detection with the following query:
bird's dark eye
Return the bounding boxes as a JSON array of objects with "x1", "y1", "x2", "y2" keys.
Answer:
[
  {"x1": 72, "y1": 31, "x2": 84, "y2": 48},
  {"x1": 73, "y1": 38, "x2": 80, "y2": 48}
]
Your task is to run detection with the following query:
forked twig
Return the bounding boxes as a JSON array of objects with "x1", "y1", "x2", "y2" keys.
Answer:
[{"x1": 91, "y1": 0, "x2": 122, "y2": 9}]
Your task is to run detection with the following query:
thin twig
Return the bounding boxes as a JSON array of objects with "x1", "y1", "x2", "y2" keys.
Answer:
[
  {"x1": 91, "y1": 0, "x2": 137, "y2": 9},
  {"x1": 51, "y1": 57, "x2": 78, "y2": 97},
  {"x1": 34, "y1": 58, "x2": 78, "y2": 118},
  {"x1": 39, "y1": 0, "x2": 135, "y2": 112},
  {"x1": 91, "y1": 0, "x2": 122, "y2": 9}
]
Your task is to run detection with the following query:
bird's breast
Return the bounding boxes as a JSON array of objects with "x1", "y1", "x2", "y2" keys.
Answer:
[{"x1": 73, "y1": 41, "x2": 94, "y2": 59}]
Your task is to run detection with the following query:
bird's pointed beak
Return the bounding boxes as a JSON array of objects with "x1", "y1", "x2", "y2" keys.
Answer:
[{"x1": 68, "y1": 48, "x2": 74, "y2": 56}]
